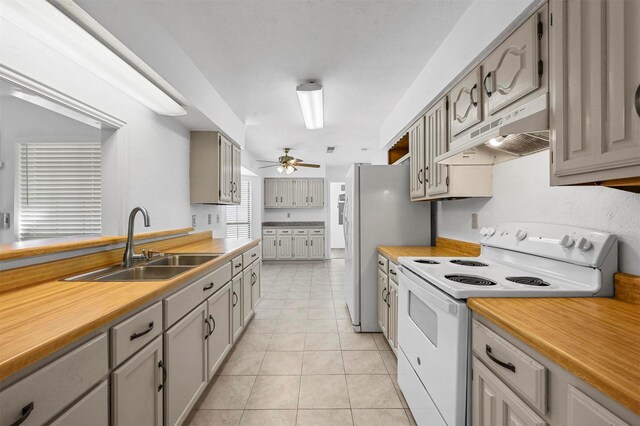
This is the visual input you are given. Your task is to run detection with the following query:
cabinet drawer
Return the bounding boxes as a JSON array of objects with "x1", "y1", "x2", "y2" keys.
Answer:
[
  {"x1": 263, "y1": 229, "x2": 276, "y2": 235},
  {"x1": 164, "y1": 263, "x2": 232, "y2": 327},
  {"x1": 377, "y1": 254, "x2": 388, "y2": 273},
  {"x1": 0, "y1": 334, "x2": 108, "y2": 426},
  {"x1": 294, "y1": 229, "x2": 309, "y2": 235},
  {"x1": 472, "y1": 320, "x2": 547, "y2": 413},
  {"x1": 50, "y1": 381, "x2": 108, "y2": 426},
  {"x1": 388, "y1": 261, "x2": 399, "y2": 283},
  {"x1": 231, "y1": 255, "x2": 243, "y2": 276},
  {"x1": 243, "y1": 245, "x2": 261, "y2": 267},
  {"x1": 277, "y1": 229, "x2": 292, "y2": 235},
  {"x1": 111, "y1": 301, "x2": 162, "y2": 367},
  {"x1": 309, "y1": 228, "x2": 324, "y2": 235}
]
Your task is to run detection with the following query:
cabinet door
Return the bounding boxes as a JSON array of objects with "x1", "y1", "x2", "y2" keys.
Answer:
[
  {"x1": 231, "y1": 145, "x2": 241, "y2": 204},
  {"x1": 50, "y1": 381, "x2": 108, "y2": 426},
  {"x1": 483, "y1": 13, "x2": 541, "y2": 116},
  {"x1": 251, "y1": 262, "x2": 261, "y2": 309},
  {"x1": 207, "y1": 282, "x2": 232, "y2": 380},
  {"x1": 472, "y1": 357, "x2": 546, "y2": 426},
  {"x1": 377, "y1": 270, "x2": 388, "y2": 337},
  {"x1": 388, "y1": 281, "x2": 398, "y2": 351},
  {"x1": 242, "y1": 269, "x2": 254, "y2": 325},
  {"x1": 450, "y1": 66, "x2": 483, "y2": 136},
  {"x1": 550, "y1": 0, "x2": 640, "y2": 184},
  {"x1": 293, "y1": 235, "x2": 309, "y2": 259},
  {"x1": 409, "y1": 117, "x2": 426, "y2": 199},
  {"x1": 218, "y1": 137, "x2": 232, "y2": 203},
  {"x1": 164, "y1": 303, "x2": 207, "y2": 426},
  {"x1": 231, "y1": 275, "x2": 243, "y2": 342},
  {"x1": 425, "y1": 97, "x2": 449, "y2": 197},
  {"x1": 308, "y1": 179, "x2": 324, "y2": 207},
  {"x1": 566, "y1": 386, "x2": 629, "y2": 426},
  {"x1": 262, "y1": 235, "x2": 277, "y2": 259},
  {"x1": 112, "y1": 337, "x2": 163, "y2": 426},
  {"x1": 277, "y1": 236, "x2": 293, "y2": 259},
  {"x1": 264, "y1": 179, "x2": 279, "y2": 208},
  {"x1": 293, "y1": 179, "x2": 309, "y2": 207},
  {"x1": 278, "y1": 179, "x2": 294, "y2": 207},
  {"x1": 309, "y1": 235, "x2": 324, "y2": 260}
]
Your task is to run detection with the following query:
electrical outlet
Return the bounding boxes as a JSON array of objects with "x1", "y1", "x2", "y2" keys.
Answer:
[
  {"x1": 192, "y1": 215, "x2": 196, "y2": 227},
  {"x1": 471, "y1": 213, "x2": 478, "y2": 230},
  {"x1": 216, "y1": 214, "x2": 220, "y2": 224},
  {"x1": 287, "y1": 213, "x2": 291, "y2": 218},
  {"x1": 208, "y1": 214, "x2": 212, "y2": 225}
]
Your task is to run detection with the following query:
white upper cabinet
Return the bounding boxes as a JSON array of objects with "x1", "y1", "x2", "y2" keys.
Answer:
[
  {"x1": 550, "y1": 0, "x2": 640, "y2": 186},
  {"x1": 409, "y1": 116, "x2": 426, "y2": 200},
  {"x1": 425, "y1": 97, "x2": 449, "y2": 197},
  {"x1": 190, "y1": 131, "x2": 241, "y2": 205},
  {"x1": 450, "y1": 66, "x2": 483, "y2": 137},
  {"x1": 263, "y1": 178, "x2": 325, "y2": 208}
]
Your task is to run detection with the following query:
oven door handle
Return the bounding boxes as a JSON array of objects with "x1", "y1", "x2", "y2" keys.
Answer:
[{"x1": 398, "y1": 266, "x2": 458, "y2": 314}]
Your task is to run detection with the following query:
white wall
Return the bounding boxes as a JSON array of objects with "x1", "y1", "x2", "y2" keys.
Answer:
[
  {"x1": 379, "y1": 0, "x2": 537, "y2": 148},
  {"x1": 436, "y1": 151, "x2": 640, "y2": 275}
]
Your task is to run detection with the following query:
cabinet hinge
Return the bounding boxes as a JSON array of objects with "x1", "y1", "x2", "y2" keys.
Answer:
[
  {"x1": 550, "y1": 13, "x2": 553, "y2": 26},
  {"x1": 537, "y1": 20, "x2": 543, "y2": 39},
  {"x1": 445, "y1": 99, "x2": 449, "y2": 110},
  {"x1": 218, "y1": 189, "x2": 221, "y2": 196},
  {"x1": 551, "y1": 151, "x2": 554, "y2": 164},
  {"x1": 446, "y1": 176, "x2": 450, "y2": 186},
  {"x1": 538, "y1": 59, "x2": 544, "y2": 78}
]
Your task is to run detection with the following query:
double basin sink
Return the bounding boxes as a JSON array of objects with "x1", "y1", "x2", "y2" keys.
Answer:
[{"x1": 65, "y1": 254, "x2": 222, "y2": 282}]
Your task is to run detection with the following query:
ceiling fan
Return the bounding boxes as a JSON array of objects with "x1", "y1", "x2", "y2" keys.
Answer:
[{"x1": 257, "y1": 148, "x2": 321, "y2": 174}]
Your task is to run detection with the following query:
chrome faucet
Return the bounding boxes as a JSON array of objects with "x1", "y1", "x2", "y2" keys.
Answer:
[{"x1": 122, "y1": 206, "x2": 151, "y2": 267}]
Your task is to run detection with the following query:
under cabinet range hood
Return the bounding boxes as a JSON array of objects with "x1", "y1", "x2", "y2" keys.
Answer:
[{"x1": 436, "y1": 93, "x2": 549, "y2": 165}]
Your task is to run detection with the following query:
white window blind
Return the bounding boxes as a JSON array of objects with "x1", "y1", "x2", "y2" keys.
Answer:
[
  {"x1": 18, "y1": 143, "x2": 101, "y2": 240},
  {"x1": 226, "y1": 181, "x2": 251, "y2": 238}
]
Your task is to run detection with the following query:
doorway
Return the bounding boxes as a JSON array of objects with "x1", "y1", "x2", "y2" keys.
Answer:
[{"x1": 329, "y1": 182, "x2": 345, "y2": 259}]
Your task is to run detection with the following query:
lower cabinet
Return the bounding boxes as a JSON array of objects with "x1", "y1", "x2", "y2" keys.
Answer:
[
  {"x1": 276, "y1": 235, "x2": 293, "y2": 259},
  {"x1": 206, "y1": 282, "x2": 232, "y2": 381},
  {"x1": 293, "y1": 234, "x2": 309, "y2": 259},
  {"x1": 242, "y1": 268, "x2": 254, "y2": 324},
  {"x1": 377, "y1": 269, "x2": 388, "y2": 337},
  {"x1": 111, "y1": 336, "x2": 163, "y2": 426},
  {"x1": 264, "y1": 227, "x2": 325, "y2": 260},
  {"x1": 251, "y1": 262, "x2": 261, "y2": 309},
  {"x1": 164, "y1": 302, "x2": 208, "y2": 426},
  {"x1": 262, "y1": 235, "x2": 277, "y2": 260},
  {"x1": 387, "y1": 280, "x2": 398, "y2": 351},
  {"x1": 231, "y1": 273, "x2": 243, "y2": 342},
  {"x1": 377, "y1": 255, "x2": 399, "y2": 353},
  {"x1": 309, "y1": 235, "x2": 324, "y2": 259}
]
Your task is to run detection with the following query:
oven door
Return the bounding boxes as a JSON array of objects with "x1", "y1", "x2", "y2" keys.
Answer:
[{"x1": 397, "y1": 265, "x2": 470, "y2": 426}]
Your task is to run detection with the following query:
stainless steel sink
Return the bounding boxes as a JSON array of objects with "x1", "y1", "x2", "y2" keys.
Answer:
[
  {"x1": 147, "y1": 253, "x2": 220, "y2": 267},
  {"x1": 95, "y1": 266, "x2": 193, "y2": 281}
]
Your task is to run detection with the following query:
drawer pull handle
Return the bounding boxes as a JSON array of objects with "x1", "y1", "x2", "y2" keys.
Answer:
[
  {"x1": 390, "y1": 270, "x2": 396, "y2": 275},
  {"x1": 209, "y1": 315, "x2": 216, "y2": 335},
  {"x1": 158, "y1": 361, "x2": 167, "y2": 392},
  {"x1": 130, "y1": 322, "x2": 154, "y2": 341},
  {"x1": 252, "y1": 253, "x2": 257, "y2": 258},
  {"x1": 486, "y1": 344, "x2": 516, "y2": 373},
  {"x1": 232, "y1": 291, "x2": 238, "y2": 307},
  {"x1": 251, "y1": 272, "x2": 257, "y2": 285},
  {"x1": 203, "y1": 282, "x2": 214, "y2": 291},
  {"x1": 378, "y1": 261, "x2": 384, "y2": 266},
  {"x1": 10, "y1": 402, "x2": 33, "y2": 426},
  {"x1": 381, "y1": 287, "x2": 387, "y2": 301}
]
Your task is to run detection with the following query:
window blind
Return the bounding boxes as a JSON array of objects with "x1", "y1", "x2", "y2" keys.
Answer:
[
  {"x1": 18, "y1": 143, "x2": 102, "y2": 240},
  {"x1": 226, "y1": 180, "x2": 251, "y2": 238}
]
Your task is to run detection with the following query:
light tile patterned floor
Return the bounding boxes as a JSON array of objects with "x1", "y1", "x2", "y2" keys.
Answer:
[{"x1": 185, "y1": 260, "x2": 416, "y2": 426}]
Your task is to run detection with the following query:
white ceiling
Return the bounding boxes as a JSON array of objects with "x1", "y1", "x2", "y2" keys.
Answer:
[{"x1": 85, "y1": 0, "x2": 472, "y2": 166}]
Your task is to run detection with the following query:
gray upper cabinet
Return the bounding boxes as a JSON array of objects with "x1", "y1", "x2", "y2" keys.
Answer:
[
  {"x1": 550, "y1": 0, "x2": 640, "y2": 186},
  {"x1": 264, "y1": 178, "x2": 325, "y2": 208},
  {"x1": 264, "y1": 178, "x2": 279, "y2": 208},
  {"x1": 425, "y1": 97, "x2": 449, "y2": 197},
  {"x1": 293, "y1": 179, "x2": 309, "y2": 207},
  {"x1": 308, "y1": 178, "x2": 325, "y2": 207},
  {"x1": 449, "y1": 66, "x2": 483, "y2": 137},
  {"x1": 164, "y1": 302, "x2": 208, "y2": 426},
  {"x1": 111, "y1": 336, "x2": 163, "y2": 426},
  {"x1": 279, "y1": 179, "x2": 294, "y2": 207},
  {"x1": 190, "y1": 131, "x2": 241, "y2": 205},
  {"x1": 482, "y1": 13, "x2": 542, "y2": 116},
  {"x1": 409, "y1": 116, "x2": 426, "y2": 200}
]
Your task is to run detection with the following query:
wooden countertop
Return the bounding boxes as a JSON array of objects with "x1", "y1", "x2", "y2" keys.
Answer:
[
  {"x1": 378, "y1": 237, "x2": 481, "y2": 263},
  {"x1": 0, "y1": 237, "x2": 259, "y2": 381},
  {"x1": 468, "y1": 280, "x2": 640, "y2": 415}
]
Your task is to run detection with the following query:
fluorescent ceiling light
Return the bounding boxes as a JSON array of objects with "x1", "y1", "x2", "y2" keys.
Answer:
[
  {"x1": 0, "y1": 0, "x2": 186, "y2": 116},
  {"x1": 296, "y1": 82, "x2": 323, "y2": 129}
]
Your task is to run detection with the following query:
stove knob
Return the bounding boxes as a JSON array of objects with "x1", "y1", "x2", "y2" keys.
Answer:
[
  {"x1": 559, "y1": 234, "x2": 575, "y2": 248},
  {"x1": 515, "y1": 229, "x2": 527, "y2": 241},
  {"x1": 576, "y1": 237, "x2": 593, "y2": 251},
  {"x1": 479, "y1": 227, "x2": 488, "y2": 236},
  {"x1": 486, "y1": 227, "x2": 496, "y2": 236}
]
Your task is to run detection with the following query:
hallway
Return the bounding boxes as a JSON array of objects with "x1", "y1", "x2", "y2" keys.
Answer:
[{"x1": 186, "y1": 260, "x2": 414, "y2": 426}]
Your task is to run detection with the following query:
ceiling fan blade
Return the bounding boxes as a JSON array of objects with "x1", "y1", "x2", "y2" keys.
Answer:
[
  {"x1": 258, "y1": 164, "x2": 278, "y2": 169},
  {"x1": 291, "y1": 158, "x2": 304, "y2": 163},
  {"x1": 295, "y1": 163, "x2": 321, "y2": 168},
  {"x1": 256, "y1": 160, "x2": 279, "y2": 163}
]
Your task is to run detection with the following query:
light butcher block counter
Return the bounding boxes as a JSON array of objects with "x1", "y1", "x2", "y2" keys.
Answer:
[
  {"x1": 468, "y1": 274, "x2": 640, "y2": 416},
  {"x1": 0, "y1": 236, "x2": 259, "y2": 382},
  {"x1": 377, "y1": 237, "x2": 482, "y2": 263}
]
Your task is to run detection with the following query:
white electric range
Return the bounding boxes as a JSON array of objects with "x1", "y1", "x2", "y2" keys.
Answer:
[{"x1": 396, "y1": 223, "x2": 618, "y2": 426}]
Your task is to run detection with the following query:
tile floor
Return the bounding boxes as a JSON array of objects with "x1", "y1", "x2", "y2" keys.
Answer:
[{"x1": 185, "y1": 259, "x2": 416, "y2": 426}]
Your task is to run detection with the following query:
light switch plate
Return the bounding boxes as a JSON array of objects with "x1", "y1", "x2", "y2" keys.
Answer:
[
  {"x1": 208, "y1": 214, "x2": 212, "y2": 225},
  {"x1": 192, "y1": 215, "x2": 196, "y2": 227}
]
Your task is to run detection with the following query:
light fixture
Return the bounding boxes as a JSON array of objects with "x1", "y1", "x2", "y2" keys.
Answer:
[
  {"x1": 488, "y1": 137, "x2": 505, "y2": 147},
  {"x1": 0, "y1": 0, "x2": 186, "y2": 116},
  {"x1": 277, "y1": 165, "x2": 284, "y2": 174},
  {"x1": 285, "y1": 165, "x2": 296, "y2": 174},
  {"x1": 296, "y1": 82, "x2": 323, "y2": 129}
]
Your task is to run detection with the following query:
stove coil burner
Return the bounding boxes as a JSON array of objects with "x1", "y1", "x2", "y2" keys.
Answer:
[
  {"x1": 450, "y1": 259, "x2": 488, "y2": 267},
  {"x1": 506, "y1": 276, "x2": 550, "y2": 287},
  {"x1": 414, "y1": 259, "x2": 440, "y2": 265},
  {"x1": 445, "y1": 274, "x2": 497, "y2": 286}
]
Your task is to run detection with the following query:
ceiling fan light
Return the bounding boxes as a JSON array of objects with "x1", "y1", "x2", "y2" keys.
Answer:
[
  {"x1": 296, "y1": 82, "x2": 323, "y2": 130},
  {"x1": 285, "y1": 165, "x2": 295, "y2": 174},
  {"x1": 277, "y1": 165, "x2": 285, "y2": 173}
]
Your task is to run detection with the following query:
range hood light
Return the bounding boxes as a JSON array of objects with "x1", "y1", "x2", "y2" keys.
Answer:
[{"x1": 488, "y1": 137, "x2": 504, "y2": 147}]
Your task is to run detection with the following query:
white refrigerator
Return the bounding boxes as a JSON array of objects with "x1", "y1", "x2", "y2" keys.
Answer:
[{"x1": 343, "y1": 163, "x2": 431, "y2": 332}]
